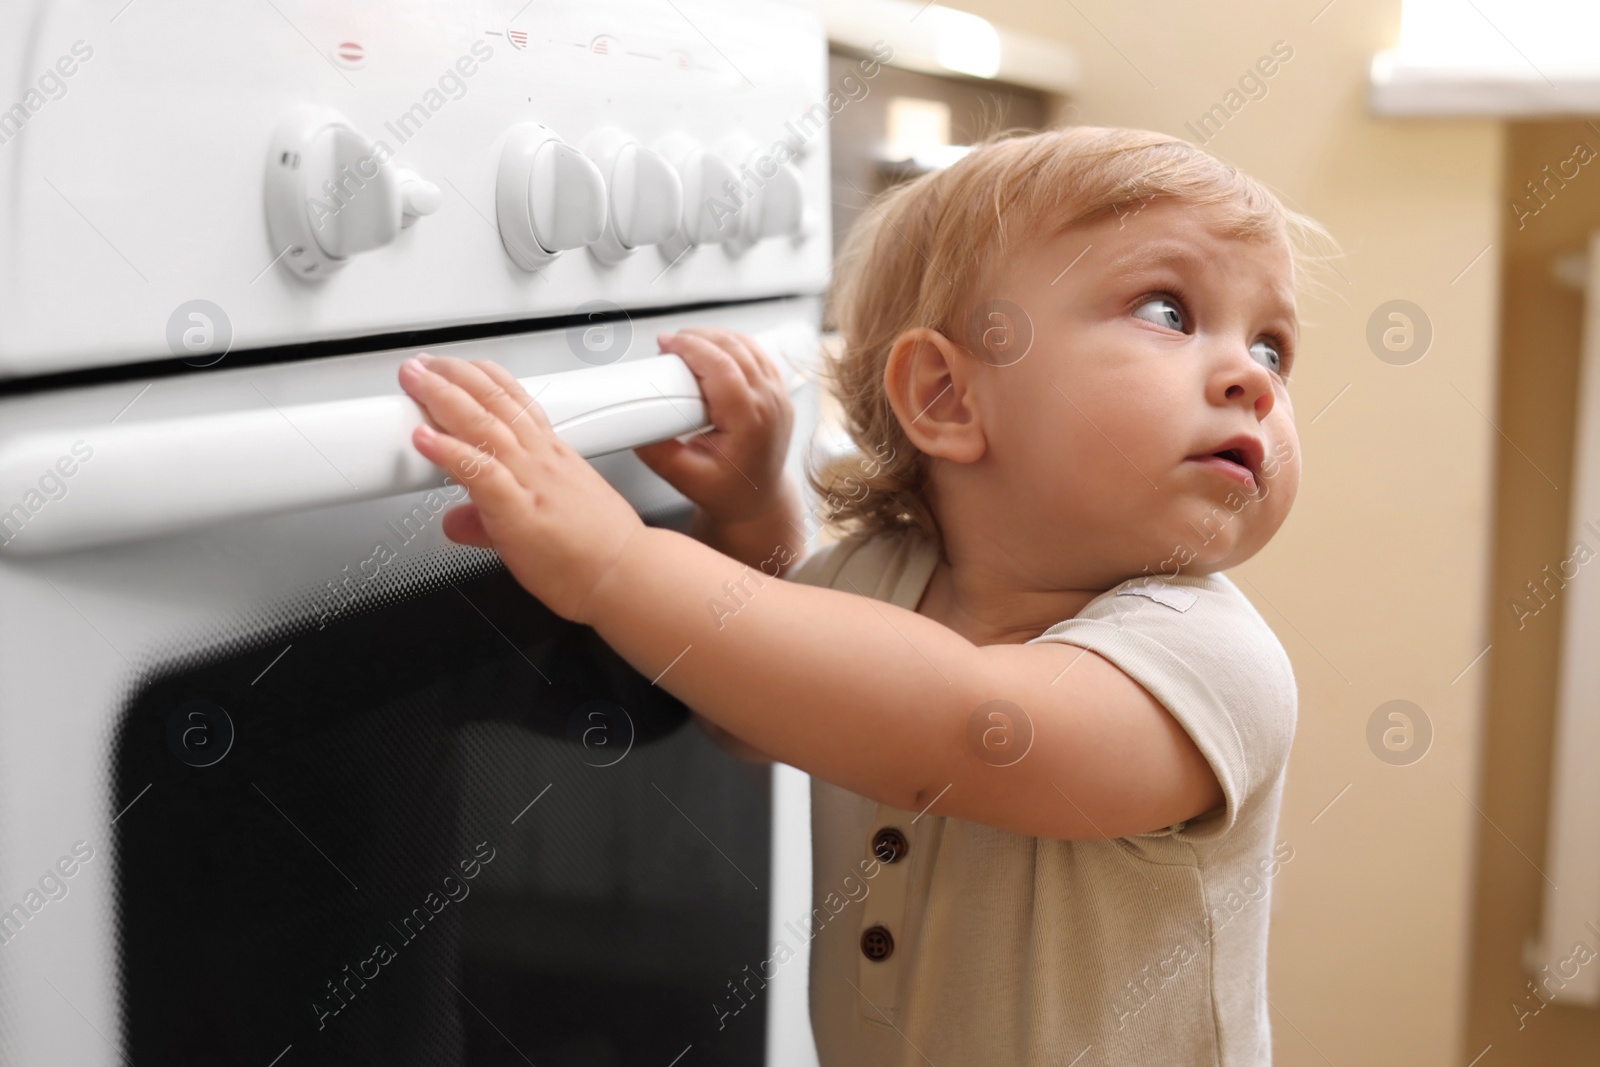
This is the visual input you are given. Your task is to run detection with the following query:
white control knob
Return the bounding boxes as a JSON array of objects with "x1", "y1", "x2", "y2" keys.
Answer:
[
  {"x1": 654, "y1": 132, "x2": 741, "y2": 264},
  {"x1": 748, "y1": 162, "x2": 805, "y2": 239},
  {"x1": 496, "y1": 123, "x2": 607, "y2": 271},
  {"x1": 265, "y1": 105, "x2": 427, "y2": 279},
  {"x1": 581, "y1": 127, "x2": 684, "y2": 265},
  {"x1": 716, "y1": 134, "x2": 807, "y2": 256}
]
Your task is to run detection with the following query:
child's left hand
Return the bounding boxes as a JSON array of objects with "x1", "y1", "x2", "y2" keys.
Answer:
[
  {"x1": 633, "y1": 328, "x2": 796, "y2": 526},
  {"x1": 397, "y1": 352, "x2": 646, "y2": 625}
]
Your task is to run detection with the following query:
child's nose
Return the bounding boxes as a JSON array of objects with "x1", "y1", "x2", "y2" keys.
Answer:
[{"x1": 1208, "y1": 343, "x2": 1277, "y2": 416}]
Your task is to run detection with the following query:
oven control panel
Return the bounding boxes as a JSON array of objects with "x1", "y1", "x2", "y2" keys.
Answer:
[{"x1": 0, "y1": 0, "x2": 837, "y2": 378}]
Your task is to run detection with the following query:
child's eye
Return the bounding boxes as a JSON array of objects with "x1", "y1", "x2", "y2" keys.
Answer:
[
  {"x1": 1132, "y1": 295, "x2": 1186, "y2": 332},
  {"x1": 1250, "y1": 339, "x2": 1283, "y2": 376}
]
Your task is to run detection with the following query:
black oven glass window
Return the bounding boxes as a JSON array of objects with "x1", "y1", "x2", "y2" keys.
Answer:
[{"x1": 111, "y1": 553, "x2": 772, "y2": 1067}]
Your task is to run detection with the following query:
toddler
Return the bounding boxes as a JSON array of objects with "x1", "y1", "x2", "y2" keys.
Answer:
[{"x1": 397, "y1": 124, "x2": 1333, "y2": 1065}]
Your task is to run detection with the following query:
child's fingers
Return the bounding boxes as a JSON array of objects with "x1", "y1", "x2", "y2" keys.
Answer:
[
  {"x1": 633, "y1": 432, "x2": 726, "y2": 483},
  {"x1": 416, "y1": 355, "x2": 532, "y2": 428},
  {"x1": 470, "y1": 359, "x2": 554, "y2": 436},
  {"x1": 439, "y1": 502, "x2": 494, "y2": 547},
  {"x1": 675, "y1": 327, "x2": 764, "y2": 391},
  {"x1": 656, "y1": 332, "x2": 760, "y2": 427},
  {"x1": 399, "y1": 357, "x2": 527, "y2": 463},
  {"x1": 411, "y1": 423, "x2": 529, "y2": 516},
  {"x1": 731, "y1": 330, "x2": 787, "y2": 387},
  {"x1": 415, "y1": 353, "x2": 546, "y2": 438}
]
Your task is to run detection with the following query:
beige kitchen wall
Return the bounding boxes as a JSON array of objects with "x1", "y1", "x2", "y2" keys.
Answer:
[{"x1": 946, "y1": 1, "x2": 1516, "y2": 1063}]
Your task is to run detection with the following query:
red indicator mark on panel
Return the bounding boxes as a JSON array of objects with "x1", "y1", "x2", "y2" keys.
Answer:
[{"x1": 334, "y1": 41, "x2": 364, "y2": 67}]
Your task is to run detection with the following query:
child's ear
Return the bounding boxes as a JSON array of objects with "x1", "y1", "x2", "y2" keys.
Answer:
[{"x1": 882, "y1": 327, "x2": 987, "y2": 465}]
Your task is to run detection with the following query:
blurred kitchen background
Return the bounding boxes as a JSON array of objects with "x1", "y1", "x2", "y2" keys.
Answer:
[{"x1": 812, "y1": 0, "x2": 1600, "y2": 1063}]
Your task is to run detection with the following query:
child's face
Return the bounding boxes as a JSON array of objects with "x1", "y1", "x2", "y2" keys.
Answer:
[{"x1": 954, "y1": 197, "x2": 1301, "y2": 580}]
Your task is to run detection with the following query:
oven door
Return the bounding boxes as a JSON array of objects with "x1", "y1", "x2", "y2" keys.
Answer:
[{"x1": 0, "y1": 299, "x2": 823, "y2": 1067}]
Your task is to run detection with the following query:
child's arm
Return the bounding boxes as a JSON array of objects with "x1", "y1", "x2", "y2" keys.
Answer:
[
  {"x1": 398, "y1": 351, "x2": 1223, "y2": 842},
  {"x1": 579, "y1": 526, "x2": 1220, "y2": 839},
  {"x1": 633, "y1": 327, "x2": 802, "y2": 764}
]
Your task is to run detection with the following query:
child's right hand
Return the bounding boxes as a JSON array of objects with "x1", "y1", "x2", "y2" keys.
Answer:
[{"x1": 635, "y1": 328, "x2": 796, "y2": 524}]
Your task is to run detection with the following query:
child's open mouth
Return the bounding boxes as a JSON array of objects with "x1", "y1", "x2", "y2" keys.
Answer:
[{"x1": 1187, "y1": 435, "x2": 1263, "y2": 490}]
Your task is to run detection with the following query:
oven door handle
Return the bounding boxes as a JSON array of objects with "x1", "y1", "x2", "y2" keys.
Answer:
[{"x1": 0, "y1": 321, "x2": 820, "y2": 556}]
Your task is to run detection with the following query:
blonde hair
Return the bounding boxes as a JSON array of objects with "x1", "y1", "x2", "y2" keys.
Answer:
[{"x1": 805, "y1": 124, "x2": 1337, "y2": 553}]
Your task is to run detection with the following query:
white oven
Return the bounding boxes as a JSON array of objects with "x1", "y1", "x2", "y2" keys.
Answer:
[{"x1": 0, "y1": 2, "x2": 830, "y2": 1064}]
